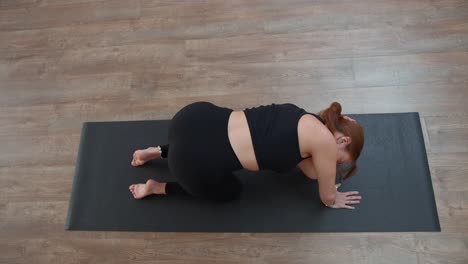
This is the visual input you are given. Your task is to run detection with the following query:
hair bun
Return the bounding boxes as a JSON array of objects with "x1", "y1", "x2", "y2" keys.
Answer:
[{"x1": 330, "y1": 102, "x2": 342, "y2": 116}]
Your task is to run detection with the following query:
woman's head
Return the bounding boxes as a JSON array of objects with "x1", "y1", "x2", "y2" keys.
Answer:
[{"x1": 318, "y1": 102, "x2": 364, "y2": 180}]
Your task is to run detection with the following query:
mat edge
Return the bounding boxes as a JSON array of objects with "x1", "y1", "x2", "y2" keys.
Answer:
[
  {"x1": 412, "y1": 112, "x2": 442, "y2": 232},
  {"x1": 64, "y1": 122, "x2": 89, "y2": 230}
]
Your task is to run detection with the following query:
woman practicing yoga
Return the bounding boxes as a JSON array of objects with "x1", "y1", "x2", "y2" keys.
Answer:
[{"x1": 129, "y1": 101, "x2": 364, "y2": 209}]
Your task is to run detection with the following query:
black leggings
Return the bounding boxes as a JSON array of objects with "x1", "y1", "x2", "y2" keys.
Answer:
[{"x1": 162, "y1": 101, "x2": 244, "y2": 203}]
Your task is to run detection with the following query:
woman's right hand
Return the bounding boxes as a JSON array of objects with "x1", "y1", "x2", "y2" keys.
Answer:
[{"x1": 328, "y1": 184, "x2": 362, "y2": 209}]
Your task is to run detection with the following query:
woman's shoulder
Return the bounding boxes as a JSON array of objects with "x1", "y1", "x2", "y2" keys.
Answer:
[{"x1": 298, "y1": 114, "x2": 335, "y2": 156}]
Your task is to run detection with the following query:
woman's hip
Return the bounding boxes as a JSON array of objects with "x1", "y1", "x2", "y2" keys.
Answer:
[
  {"x1": 168, "y1": 101, "x2": 242, "y2": 173},
  {"x1": 169, "y1": 101, "x2": 233, "y2": 144}
]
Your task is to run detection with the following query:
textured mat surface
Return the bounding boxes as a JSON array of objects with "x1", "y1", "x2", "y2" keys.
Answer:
[{"x1": 65, "y1": 113, "x2": 440, "y2": 232}]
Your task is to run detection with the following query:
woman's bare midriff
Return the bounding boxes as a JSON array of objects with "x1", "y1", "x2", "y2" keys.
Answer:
[
  {"x1": 227, "y1": 111, "x2": 260, "y2": 171},
  {"x1": 227, "y1": 110, "x2": 315, "y2": 171}
]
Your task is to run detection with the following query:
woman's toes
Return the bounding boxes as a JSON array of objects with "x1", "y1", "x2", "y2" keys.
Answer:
[
  {"x1": 131, "y1": 150, "x2": 147, "y2": 167},
  {"x1": 131, "y1": 159, "x2": 140, "y2": 167},
  {"x1": 131, "y1": 152, "x2": 139, "y2": 166},
  {"x1": 128, "y1": 183, "x2": 151, "y2": 199}
]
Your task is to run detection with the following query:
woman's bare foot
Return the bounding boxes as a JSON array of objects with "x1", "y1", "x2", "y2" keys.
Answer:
[
  {"x1": 131, "y1": 147, "x2": 161, "y2": 166},
  {"x1": 129, "y1": 179, "x2": 166, "y2": 199}
]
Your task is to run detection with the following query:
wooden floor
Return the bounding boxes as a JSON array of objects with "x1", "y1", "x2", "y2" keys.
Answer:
[{"x1": 1, "y1": 0, "x2": 467, "y2": 263}]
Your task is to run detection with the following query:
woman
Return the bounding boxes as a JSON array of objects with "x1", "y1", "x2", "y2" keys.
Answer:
[{"x1": 129, "y1": 101, "x2": 364, "y2": 209}]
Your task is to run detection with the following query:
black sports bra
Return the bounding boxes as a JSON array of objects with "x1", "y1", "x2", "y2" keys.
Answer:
[{"x1": 243, "y1": 103, "x2": 325, "y2": 172}]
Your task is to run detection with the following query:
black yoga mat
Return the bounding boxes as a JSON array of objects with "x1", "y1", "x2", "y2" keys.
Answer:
[{"x1": 65, "y1": 112, "x2": 440, "y2": 232}]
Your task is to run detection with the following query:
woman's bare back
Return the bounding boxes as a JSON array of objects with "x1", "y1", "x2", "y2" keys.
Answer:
[{"x1": 227, "y1": 110, "x2": 324, "y2": 171}]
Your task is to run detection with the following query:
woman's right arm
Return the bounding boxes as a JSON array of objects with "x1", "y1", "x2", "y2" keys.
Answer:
[
  {"x1": 310, "y1": 137, "x2": 338, "y2": 207},
  {"x1": 308, "y1": 135, "x2": 362, "y2": 209}
]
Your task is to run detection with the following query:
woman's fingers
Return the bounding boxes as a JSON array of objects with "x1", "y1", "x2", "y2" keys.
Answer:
[
  {"x1": 331, "y1": 190, "x2": 362, "y2": 210},
  {"x1": 345, "y1": 191, "x2": 361, "y2": 205}
]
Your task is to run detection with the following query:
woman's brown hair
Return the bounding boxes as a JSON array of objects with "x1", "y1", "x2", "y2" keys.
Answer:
[{"x1": 318, "y1": 102, "x2": 364, "y2": 180}]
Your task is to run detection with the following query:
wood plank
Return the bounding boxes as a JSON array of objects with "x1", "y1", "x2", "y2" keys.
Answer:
[
  {"x1": 0, "y1": 0, "x2": 140, "y2": 31},
  {"x1": 0, "y1": 72, "x2": 133, "y2": 107},
  {"x1": 0, "y1": 42, "x2": 185, "y2": 80},
  {"x1": 0, "y1": 201, "x2": 69, "y2": 238},
  {"x1": 0, "y1": 13, "x2": 262, "y2": 56},
  {"x1": 0, "y1": 19, "x2": 187, "y2": 60},
  {"x1": 427, "y1": 152, "x2": 468, "y2": 233},
  {"x1": 182, "y1": 52, "x2": 468, "y2": 100},
  {"x1": 0, "y1": 235, "x2": 367, "y2": 263},
  {"x1": 415, "y1": 233, "x2": 468, "y2": 263},
  {"x1": 0, "y1": 0, "x2": 39, "y2": 10},
  {"x1": 353, "y1": 52, "x2": 468, "y2": 87},
  {"x1": 54, "y1": 41, "x2": 185, "y2": 76},
  {"x1": 183, "y1": 58, "x2": 355, "y2": 92},
  {"x1": 262, "y1": 0, "x2": 468, "y2": 34},
  {"x1": 0, "y1": 49, "x2": 62, "y2": 80},
  {"x1": 0, "y1": 133, "x2": 81, "y2": 167},
  {"x1": 186, "y1": 24, "x2": 468, "y2": 64},
  {"x1": 0, "y1": 165, "x2": 74, "y2": 203},
  {"x1": 424, "y1": 116, "x2": 468, "y2": 233},
  {"x1": 0, "y1": 0, "x2": 106, "y2": 10},
  {"x1": 365, "y1": 234, "x2": 418, "y2": 264},
  {"x1": 425, "y1": 115, "x2": 468, "y2": 153}
]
